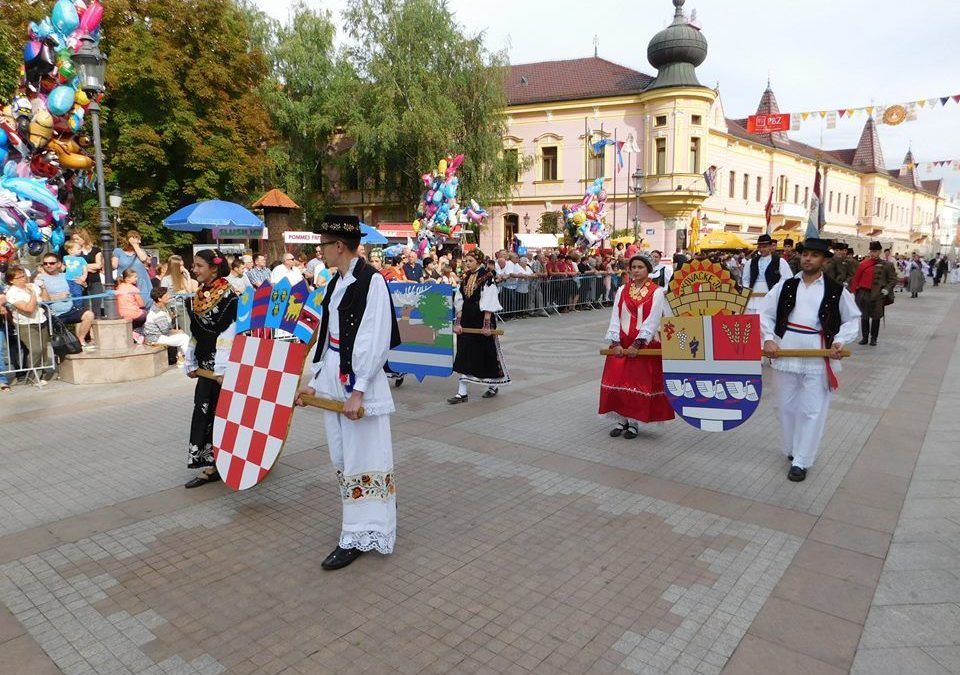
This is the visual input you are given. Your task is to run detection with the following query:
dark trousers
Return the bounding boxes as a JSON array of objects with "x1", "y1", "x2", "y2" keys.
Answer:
[
  {"x1": 861, "y1": 315, "x2": 880, "y2": 342},
  {"x1": 188, "y1": 377, "x2": 221, "y2": 468}
]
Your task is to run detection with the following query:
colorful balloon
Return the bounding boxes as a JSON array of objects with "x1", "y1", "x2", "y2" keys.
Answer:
[
  {"x1": 51, "y1": 0, "x2": 80, "y2": 35},
  {"x1": 78, "y1": 0, "x2": 104, "y2": 34},
  {"x1": 47, "y1": 85, "x2": 76, "y2": 116}
]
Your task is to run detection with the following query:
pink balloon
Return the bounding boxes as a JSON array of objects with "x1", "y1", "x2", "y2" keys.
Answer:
[
  {"x1": 448, "y1": 153, "x2": 465, "y2": 173},
  {"x1": 78, "y1": 0, "x2": 103, "y2": 34}
]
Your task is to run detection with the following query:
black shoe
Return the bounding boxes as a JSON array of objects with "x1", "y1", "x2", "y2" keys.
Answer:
[
  {"x1": 623, "y1": 425, "x2": 639, "y2": 440},
  {"x1": 858, "y1": 338, "x2": 869, "y2": 345},
  {"x1": 788, "y1": 455, "x2": 793, "y2": 462},
  {"x1": 321, "y1": 546, "x2": 363, "y2": 571},
  {"x1": 787, "y1": 466, "x2": 807, "y2": 482},
  {"x1": 482, "y1": 387, "x2": 498, "y2": 399},
  {"x1": 184, "y1": 470, "x2": 220, "y2": 489},
  {"x1": 869, "y1": 340, "x2": 877, "y2": 346},
  {"x1": 610, "y1": 422, "x2": 627, "y2": 438},
  {"x1": 447, "y1": 394, "x2": 468, "y2": 404}
]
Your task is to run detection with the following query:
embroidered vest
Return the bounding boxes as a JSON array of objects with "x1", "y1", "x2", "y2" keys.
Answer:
[
  {"x1": 747, "y1": 254, "x2": 783, "y2": 289},
  {"x1": 774, "y1": 275, "x2": 843, "y2": 346},
  {"x1": 651, "y1": 266, "x2": 669, "y2": 288},
  {"x1": 312, "y1": 258, "x2": 401, "y2": 377}
]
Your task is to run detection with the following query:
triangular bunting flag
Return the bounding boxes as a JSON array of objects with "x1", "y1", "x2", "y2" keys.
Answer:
[
  {"x1": 846, "y1": 109, "x2": 856, "y2": 117},
  {"x1": 801, "y1": 111, "x2": 811, "y2": 120},
  {"x1": 927, "y1": 98, "x2": 938, "y2": 108},
  {"x1": 838, "y1": 109, "x2": 847, "y2": 118},
  {"x1": 941, "y1": 97, "x2": 950, "y2": 106},
  {"x1": 953, "y1": 95, "x2": 960, "y2": 103},
  {"x1": 866, "y1": 106, "x2": 875, "y2": 115},
  {"x1": 917, "y1": 100, "x2": 926, "y2": 107},
  {"x1": 818, "y1": 111, "x2": 827, "y2": 119}
]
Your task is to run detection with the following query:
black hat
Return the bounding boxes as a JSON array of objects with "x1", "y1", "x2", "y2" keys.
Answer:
[
  {"x1": 833, "y1": 241, "x2": 847, "y2": 250},
  {"x1": 802, "y1": 238, "x2": 833, "y2": 257},
  {"x1": 869, "y1": 241, "x2": 883, "y2": 251},
  {"x1": 783, "y1": 238, "x2": 795, "y2": 246},
  {"x1": 313, "y1": 214, "x2": 361, "y2": 242},
  {"x1": 756, "y1": 234, "x2": 774, "y2": 245},
  {"x1": 846, "y1": 244, "x2": 855, "y2": 253}
]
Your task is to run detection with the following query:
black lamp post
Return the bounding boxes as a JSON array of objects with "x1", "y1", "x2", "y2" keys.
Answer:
[
  {"x1": 523, "y1": 212, "x2": 530, "y2": 232},
  {"x1": 631, "y1": 169, "x2": 644, "y2": 241},
  {"x1": 73, "y1": 36, "x2": 117, "y2": 319}
]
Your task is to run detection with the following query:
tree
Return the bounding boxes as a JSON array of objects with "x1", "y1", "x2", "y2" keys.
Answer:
[
  {"x1": 94, "y1": 0, "x2": 275, "y2": 251},
  {"x1": 339, "y1": 0, "x2": 524, "y2": 220}
]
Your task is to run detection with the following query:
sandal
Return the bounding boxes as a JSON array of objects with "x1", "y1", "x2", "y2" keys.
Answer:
[
  {"x1": 623, "y1": 425, "x2": 639, "y2": 440},
  {"x1": 609, "y1": 422, "x2": 628, "y2": 438}
]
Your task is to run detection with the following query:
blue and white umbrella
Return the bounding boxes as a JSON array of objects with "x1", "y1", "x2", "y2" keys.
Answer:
[
  {"x1": 163, "y1": 200, "x2": 264, "y2": 232},
  {"x1": 360, "y1": 222, "x2": 388, "y2": 245}
]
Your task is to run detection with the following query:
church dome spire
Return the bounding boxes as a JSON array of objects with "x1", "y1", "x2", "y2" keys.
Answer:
[{"x1": 646, "y1": 0, "x2": 709, "y2": 90}]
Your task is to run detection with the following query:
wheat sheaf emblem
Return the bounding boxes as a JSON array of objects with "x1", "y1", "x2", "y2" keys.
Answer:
[{"x1": 721, "y1": 320, "x2": 751, "y2": 355}]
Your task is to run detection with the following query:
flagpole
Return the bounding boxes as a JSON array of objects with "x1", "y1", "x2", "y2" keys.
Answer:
[{"x1": 613, "y1": 127, "x2": 618, "y2": 236}]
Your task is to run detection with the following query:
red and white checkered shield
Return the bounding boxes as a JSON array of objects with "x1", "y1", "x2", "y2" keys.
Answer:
[{"x1": 212, "y1": 334, "x2": 310, "y2": 490}]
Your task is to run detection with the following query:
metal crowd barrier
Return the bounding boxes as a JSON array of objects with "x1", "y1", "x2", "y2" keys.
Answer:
[
  {"x1": 495, "y1": 273, "x2": 621, "y2": 319},
  {"x1": 0, "y1": 304, "x2": 59, "y2": 387}
]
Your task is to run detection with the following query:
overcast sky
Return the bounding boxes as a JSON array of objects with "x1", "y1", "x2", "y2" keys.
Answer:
[{"x1": 255, "y1": 0, "x2": 960, "y2": 196}]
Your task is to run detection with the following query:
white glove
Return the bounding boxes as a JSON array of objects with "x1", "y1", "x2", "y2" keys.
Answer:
[{"x1": 881, "y1": 289, "x2": 888, "y2": 296}]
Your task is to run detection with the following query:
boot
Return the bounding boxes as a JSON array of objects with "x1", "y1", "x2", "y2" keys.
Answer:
[{"x1": 869, "y1": 318, "x2": 880, "y2": 346}]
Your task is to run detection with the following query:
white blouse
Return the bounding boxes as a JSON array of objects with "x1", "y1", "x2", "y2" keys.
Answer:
[
  {"x1": 309, "y1": 258, "x2": 395, "y2": 416},
  {"x1": 604, "y1": 285, "x2": 668, "y2": 344},
  {"x1": 454, "y1": 280, "x2": 502, "y2": 314}
]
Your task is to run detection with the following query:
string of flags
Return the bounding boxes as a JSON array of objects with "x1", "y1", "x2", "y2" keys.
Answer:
[
  {"x1": 913, "y1": 160, "x2": 960, "y2": 173},
  {"x1": 747, "y1": 94, "x2": 960, "y2": 134}
]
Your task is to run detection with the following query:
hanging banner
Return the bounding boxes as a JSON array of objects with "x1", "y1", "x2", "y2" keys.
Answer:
[
  {"x1": 386, "y1": 283, "x2": 455, "y2": 381},
  {"x1": 747, "y1": 114, "x2": 791, "y2": 133}
]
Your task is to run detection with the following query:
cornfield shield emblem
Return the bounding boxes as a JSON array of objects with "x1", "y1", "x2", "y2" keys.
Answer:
[{"x1": 660, "y1": 314, "x2": 762, "y2": 432}]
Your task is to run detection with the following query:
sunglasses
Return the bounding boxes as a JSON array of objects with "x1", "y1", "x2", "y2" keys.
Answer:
[{"x1": 42, "y1": 261, "x2": 59, "y2": 266}]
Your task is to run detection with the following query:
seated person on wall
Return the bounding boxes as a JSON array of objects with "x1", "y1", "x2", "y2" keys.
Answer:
[
  {"x1": 116, "y1": 268, "x2": 148, "y2": 328},
  {"x1": 144, "y1": 287, "x2": 190, "y2": 360},
  {"x1": 35, "y1": 252, "x2": 96, "y2": 351}
]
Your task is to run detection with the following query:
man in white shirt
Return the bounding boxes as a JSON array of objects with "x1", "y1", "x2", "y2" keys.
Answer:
[
  {"x1": 744, "y1": 234, "x2": 792, "y2": 314},
  {"x1": 760, "y1": 238, "x2": 860, "y2": 482},
  {"x1": 270, "y1": 253, "x2": 305, "y2": 286},
  {"x1": 305, "y1": 245, "x2": 327, "y2": 282}
]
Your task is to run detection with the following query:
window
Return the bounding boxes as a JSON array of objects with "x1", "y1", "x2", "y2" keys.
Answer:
[
  {"x1": 885, "y1": 204, "x2": 890, "y2": 220},
  {"x1": 804, "y1": 187, "x2": 809, "y2": 208},
  {"x1": 794, "y1": 185, "x2": 799, "y2": 204},
  {"x1": 829, "y1": 191, "x2": 834, "y2": 212},
  {"x1": 875, "y1": 197, "x2": 881, "y2": 216},
  {"x1": 504, "y1": 148, "x2": 520, "y2": 183},
  {"x1": 691, "y1": 114, "x2": 702, "y2": 126},
  {"x1": 777, "y1": 175, "x2": 788, "y2": 201},
  {"x1": 587, "y1": 143, "x2": 605, "y2": 180},
  {"x1": 655, "y1": 115, "x2": 667, "y2": 127},
  {"x1": 728, "y1": 171, "x2": 736, "y2": 198},
  {"x1": 342, "y1": 166, "x2": 361, "y2": 191},
  {"x1": 743, "y1": 174, "x2": 749, "y2": 200},
  {"x1": 689, "y1": 138, "x2": 701, "y2": 174},
  {"x1": 852, "y1": 196, "x2": 856, "y2": 215},
  {"x1": 541, "y1": 146, "x2": 558, "y2": 181},
  {"x1": 655, "y1": 138, "x2": 666, "y2": 174},
  {"x1": 845, "y1": 194, "x2": 849, "y2": 215},
  {"x1": 756, "y1": 177, "x2": 762, "y2": 202}
]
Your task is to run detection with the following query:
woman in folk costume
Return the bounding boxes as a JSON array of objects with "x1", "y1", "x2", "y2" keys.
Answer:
[
  {"x1": 907, "y1": 252, "x2": 926, "y2": 298},
  {"x1": 448, "y1": 249, "x2": 510, "y2": 404},
  {"x1": 183, "y1": 249, "x2": 237, "y2": 488},
  {"x1": 600, "y1": 255, "x2": 675, "y2": 438}
]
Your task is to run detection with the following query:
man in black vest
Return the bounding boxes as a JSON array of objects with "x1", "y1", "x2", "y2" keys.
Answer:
[
  {"x1": 297, "y1": 214, "x2": 401, "y2": 570},
  {"x1": 760, "y1": 238, "x2": 860, "y2": 482},
  {"x1": 744, "y1": 234, "x2": 792, "y2": 315}
]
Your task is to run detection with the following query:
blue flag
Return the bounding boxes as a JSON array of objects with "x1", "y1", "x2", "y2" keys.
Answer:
[
  {"x1": 235, "y1": 287, "x2": 254, "y2": 333},
  {"x1": 279, "y1": 280, "x2": 309, "y2": 334},
  {"x1": 264, "y1": 277, "x2": 292, "y2": 331}
]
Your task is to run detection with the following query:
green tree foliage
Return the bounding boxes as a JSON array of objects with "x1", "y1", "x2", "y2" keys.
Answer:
[
  {"x1": 417, "y1": 290, "x2": 451, "y2": 334},
  {"x1": 94, "y1": 0, "x2": 275, "y2": 250},
  {"x1": 339, "y1": 0, "x2": 524, "y2": 220}
]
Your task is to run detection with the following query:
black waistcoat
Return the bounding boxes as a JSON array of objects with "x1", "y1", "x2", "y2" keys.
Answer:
[
  {"x1": 312, "y1": 257, "x2": 401, "y2": 376},
  {"x1": 774, "y1": 274, "x2": 844, "y2": 346},
  {"x1": 747, "y1": 254, "x2": 783, "y2": 289},
  {"x1": 652, "y1": 266, "x2": 669, "y2": 288}
]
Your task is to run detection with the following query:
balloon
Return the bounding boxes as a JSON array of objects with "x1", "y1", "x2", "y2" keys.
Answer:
[
  {"x1": 49, "y1": 227, "x2": 65, "y2": 252},
  {"x1": 421, "y1": 172, "x2": 433, "y2": 187},
  {"x1": 0, "y1": 130, "x2": 7, "y2": 148},
  {"x1": 52, "y1": 0, "x2": 80, "y2": 35},
  {"x1": 29, "y1": 19, "x2": 54, "y2": 40},
  {"x1": 47, "y1": 86, "x2": 75, "y2": 116},
  {"x1": 57, "y1": 57, "x2": 76, "y2": 80},
  {"x1": 24, "y1": 41, "x2": 43, "y2": 64},
  {"x1": 573, "y1": 211, "x2": 586, "y2": 226},
  {"x1": 15, "y1": 117, "x2": 30, "y2": 145},
  {"x1": 448, "y1": 153, "x2": 465, "y2": 173},
  {"x1": 74, "y1": 89, "x2": 89, "y2": 106},
  {"x1": 78, "y1": 0, "x2": 103, "y2": 34},
  {"x1": 0, "y1": 149, "x2": 5, "y2": 166},
  {"x1": 27, "y1": 240, "x2": 45, "y2": 256},
  {"x1": 431, "y1": 189, "x2": 443, "y2": 205},
  {"x1": 11, "y1": 97, "x2": 32, "y2": 121},
  {"x1": 29, "y1": 109, "x2": 55, "y2": 148},
  {"x1": 437, "y1": 158, "x2": 447, "y2": 175},
  {"x1": 67, "y1": 105, "x2": 84, "y2": 132}
]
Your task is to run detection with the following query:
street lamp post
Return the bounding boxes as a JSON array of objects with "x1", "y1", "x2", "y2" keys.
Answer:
[
  {"x1": 631, "y1": 169, "x2": 644, "y2": 242},
  {"x1": 73, "y1": 35, "x2": 117, "y2": 319},
  {"x1": 109, "y1": 189, "x2": 122, "y2": 246},
  {"x1": 523, "y1": 212, "x2": 530, "y2": 232}
]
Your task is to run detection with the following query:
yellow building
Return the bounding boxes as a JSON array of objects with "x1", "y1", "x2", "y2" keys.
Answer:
[{"x1": 336, "y1": 0, "x2": 944, "y2": 255}]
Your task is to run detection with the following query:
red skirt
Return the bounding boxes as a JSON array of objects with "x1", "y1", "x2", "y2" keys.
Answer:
[{"x1": 598, "y1": 343, "x2": 675, "y2": 423}]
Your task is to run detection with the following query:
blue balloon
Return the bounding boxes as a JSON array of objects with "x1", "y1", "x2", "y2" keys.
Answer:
[
  {"x1": 0, "y1": 130, "x2": 7, "y2": 149},
  {"x1": 50, "y1": 228, "x2": 65, "y2": 253},
  {"x1": 51, "y1": 0, "x2": 80, "y2": 35},
  {"x1": 0, "y1": 149, "x2": 6, "y2": 166},
  {"x1": 47, "y1": 85, "x2": 76, "y2": 116},
  {"x1": 29, "y1": 18, "x2": 54, "y2": 40}
]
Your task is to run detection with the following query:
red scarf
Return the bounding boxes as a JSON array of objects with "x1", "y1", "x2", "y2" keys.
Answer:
[{"x1": 851, "y1": 258, "x2": 878, "y2": 292}]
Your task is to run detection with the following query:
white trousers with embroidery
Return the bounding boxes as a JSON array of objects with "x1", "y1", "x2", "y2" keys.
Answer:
[
  {"x1": 324, "y1": 411, "x2": 396, "y2": 554},
  {"x1": 773, "y1": 369, "x2": 832, "y2": 470}
]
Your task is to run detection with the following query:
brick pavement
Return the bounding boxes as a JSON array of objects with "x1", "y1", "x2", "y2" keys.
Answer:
[{"x1": 0, "y1": 284, "x2": 956, "y2": 674}]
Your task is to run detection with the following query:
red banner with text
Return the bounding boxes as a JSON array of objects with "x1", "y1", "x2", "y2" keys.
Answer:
[{"x1": 746, "y1": 114, "x2": 791, "y2": 133}]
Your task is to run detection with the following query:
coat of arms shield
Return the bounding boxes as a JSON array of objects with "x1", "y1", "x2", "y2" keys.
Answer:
[{"x1": 660, "y1": 314, "x2": 762, "y2": 431}]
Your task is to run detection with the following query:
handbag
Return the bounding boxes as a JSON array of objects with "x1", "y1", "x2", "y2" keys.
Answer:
[{"x1": 50, "y1": 315, "x2": 82, "y2": 357}]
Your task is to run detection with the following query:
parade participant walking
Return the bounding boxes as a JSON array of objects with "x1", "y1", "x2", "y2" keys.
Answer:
[
  {"x1": 850, "y1": 241, "x2": 897, "y2": 345},
  {"x1": 298, "y1": 215, "x2": 400, "y2": 571},
  {"x1": 744, "y1": 234, "x2": 791, "y2": 314},
  {"x1": 599, "y1": 255, "x2": 675, "y2": 438},
  {"x1": 825, "y1": 242, "x2": 856, "y2": 286},
  {"x1": 906, "y1": 253, "x2": 925, "y2": 298},
  {"x1": 760, "y1": 239, "x2": 860, "y2": 482},
  {"x1": 649, "y1": 250, "x2": 673, "y2": 288},
  {"x1": 448, "y1": 249, "x2": 510, "y2": 404},
  {"x1": 183, "y1": 249, "x2": 237, "y2": 488}
]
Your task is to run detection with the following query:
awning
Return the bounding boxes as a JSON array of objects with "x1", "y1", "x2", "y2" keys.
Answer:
[
  {"x1": 697, "y1": 231, "x2": 754, "y2": 251},
  {"x1": 516, "y1": 233, "x2": 561, "y2": 249},
  {"x1": 377, "y1": 222, "x2": 416, "y2": 238}
]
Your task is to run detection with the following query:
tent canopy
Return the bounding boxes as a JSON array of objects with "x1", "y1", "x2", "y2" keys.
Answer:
[{"x1": 697, "y1": 231, "x2": 754, "y2": 251}]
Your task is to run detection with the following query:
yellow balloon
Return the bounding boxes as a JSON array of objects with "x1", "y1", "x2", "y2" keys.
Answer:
[
  {"x1": 573, "y1": 211, "x2": 586, "y2": 225},
  {"x1": 74, "y1": 89, "x2": 90, "y2": 106},
  {"x1": 412, "y1": 219, "x2": 420, "y2": 233},
  {"x1": 438, "y1": 159, "x2": 447, "y2": 175}
]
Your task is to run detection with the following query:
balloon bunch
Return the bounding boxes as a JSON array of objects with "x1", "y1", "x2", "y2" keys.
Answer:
[
  {"x1": 0, "y1": 0, "x2": 103, "y2": 256},
  {"x1": 412, "y1": 154, "x2": 487, "y2": 254},
  {"x1": 562, "y1": 178, "x2": 609, "y2": 251}
]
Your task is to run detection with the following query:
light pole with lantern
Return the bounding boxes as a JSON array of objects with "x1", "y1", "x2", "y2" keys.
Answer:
[
  {"x1": 523, "y1": 212, "x2": 530, "y2": 232},
  {"x1": 109, "y1": 189, "x2": 122, "y2": 246},
  {"x1": 631, "y1": 169, "x2": 644, "y2": 242},
  {"x1": 72, "y1": 35, "x2": 117, "y2": 319}
]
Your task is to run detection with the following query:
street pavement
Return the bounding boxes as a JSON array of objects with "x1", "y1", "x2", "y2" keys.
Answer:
[{"x1": 0, "y1": 283, "x2": 958, "y2": 674}]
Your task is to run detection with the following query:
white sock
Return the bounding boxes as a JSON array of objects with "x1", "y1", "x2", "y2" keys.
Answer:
[{"x1": 458, "y1": 380, "x2": 469, "y2": 397}]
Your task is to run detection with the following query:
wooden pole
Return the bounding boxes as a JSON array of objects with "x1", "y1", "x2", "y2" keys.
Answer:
[
  {"x1": 598, "y1": 348, "x2": 851, "y2": 358},
  {"x1": 194, "y1": 369, "x2": 365, "y2": 418},
  {"x1": 459, "y1": 327, "x2": 505, "y2": 336}
]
